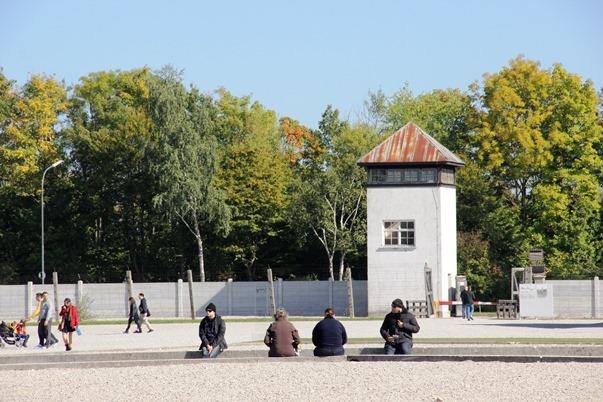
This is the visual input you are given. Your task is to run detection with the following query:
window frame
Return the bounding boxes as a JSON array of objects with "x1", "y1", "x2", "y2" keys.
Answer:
[{"x1": 382, "y1": 220, "x2": 416, "y2": 249}]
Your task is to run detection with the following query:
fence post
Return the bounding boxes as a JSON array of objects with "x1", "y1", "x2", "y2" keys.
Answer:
[
  {"x1": 187, "y1": 270, "x2": 195, "y2": 319},
  {"x1": 328, "y1": 277, "x2": 334, "y2": 308},
  {"x1": 52, "y1": 272, "x2": 60, "y2": 319},
  {"x1": 125, "y1": 270, "x2": 134, "y2": 299},
  {"x1": 346, "y1": 268, "x2": 355, "y2": 318},
  {"x1": 125, "y1": 270, "x2": 134, "y2": 316},
  {"x1": 277, "y1": 278, "x2": 284, "y2": 308},
  {"x1": 76, "y1": 280, "x2": 83, "y2": 307},
  {"x1": 593, "y1": 276, "x2": 600, "y2": 319},
  {"x1": 227, "y1": 278, "x2": 233, "y2": 316},
  {"x1": 267, "y1": 269, "x2": 276, "y2": 316},
  {"x1": 26, "y1": 281, "x2": 33, "y2": 318},
  {"x1": 176, "y1": 279, "x2": 183, "y2": 318}
]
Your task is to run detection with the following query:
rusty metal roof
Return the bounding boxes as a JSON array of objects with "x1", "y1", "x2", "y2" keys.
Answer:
[{"x1": 357, "y1": 122, "x2": 465, "y2": 166}]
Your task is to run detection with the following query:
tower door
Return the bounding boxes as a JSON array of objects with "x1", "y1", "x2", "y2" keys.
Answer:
[{"x1": 424, "y1": 264, "x2": 434, "y2": 316}]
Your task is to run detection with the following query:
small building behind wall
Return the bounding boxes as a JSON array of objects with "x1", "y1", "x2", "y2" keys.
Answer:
[{"x1": 357, "y1": 122, "x2": 464, "y2": 316}]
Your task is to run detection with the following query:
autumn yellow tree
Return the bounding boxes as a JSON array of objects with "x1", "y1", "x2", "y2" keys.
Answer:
[{"x1": 0, "y1": 74, "x2": 68, "y2": 195}]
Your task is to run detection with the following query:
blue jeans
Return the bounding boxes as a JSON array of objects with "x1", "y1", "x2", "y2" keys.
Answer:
[
  {"x1": 201, "y1": 346, "x2": 223, "y2": 358},
  {"x1": 384, "y1": 342, "x2": 412, "y2": 355},
  {"x1": 467, "y1": 304, "x2": 474, "y2": 319}
]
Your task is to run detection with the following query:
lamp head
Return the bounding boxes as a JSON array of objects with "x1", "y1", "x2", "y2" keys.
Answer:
[{"x1": 50, "y1": 160, "x2": 64, "y2": 168}]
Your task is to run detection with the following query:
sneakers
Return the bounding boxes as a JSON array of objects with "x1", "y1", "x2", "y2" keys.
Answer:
[
  {"x1": 123, "y1": 330, "x2": 129, "y2": 334},
  {"x1": 148, "y1": 329, "x2": 154, "y2": 333},
  {"x1": 133, "y1": 330, "x2": 142, "y2": 333}
]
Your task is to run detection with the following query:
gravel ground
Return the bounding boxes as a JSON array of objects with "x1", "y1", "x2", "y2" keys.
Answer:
[{"x1": 1, "y1": 361, "x2": 602, "y2": 401}]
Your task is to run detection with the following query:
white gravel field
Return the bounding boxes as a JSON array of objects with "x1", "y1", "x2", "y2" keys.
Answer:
[{"x1": 2, "y1": 361, "x2": 602, "y2": 402}]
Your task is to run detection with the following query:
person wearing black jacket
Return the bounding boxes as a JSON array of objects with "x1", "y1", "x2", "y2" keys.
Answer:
[
  {"x1": 124, "y1": 297, "x2": 142, "y2": 333},
  {"x1": 198, "y1": 302, "x2": 227, "y2": 358},
  {"x1": 460, "y1": 286, "x2": 476, "y2": 321},
  {"x1": 312, "y1": 308, "x2": 347, "y2": 356},
  {"x1": 380, "y1": 298, "x2": 420, "y2": 355},
  {"x1": 138, "y1": 293, "x2": 154, "y2": 333}
]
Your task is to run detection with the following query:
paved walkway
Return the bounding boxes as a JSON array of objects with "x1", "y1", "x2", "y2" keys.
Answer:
[{"x1": 2, "y1": 318, "x2": 601, "y2": 355}]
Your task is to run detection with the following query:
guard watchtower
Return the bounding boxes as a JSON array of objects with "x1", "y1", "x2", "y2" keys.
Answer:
[{"x1": 357, "y1": 122, "x2": 465, "y2": 315}]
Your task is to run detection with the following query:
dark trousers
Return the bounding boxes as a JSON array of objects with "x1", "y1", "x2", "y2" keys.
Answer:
[
  {"x1": 313, "y1": 347, "x2": 345, "y2": 357},
  {"x1": 37, "y1": 321, "x2": 45, "y2": 346},
  {"x1": 39, "y1": 319, "x2": 57, "y2": 347},
  {"x1": 125, "y1": 317, "x2": 141, "y2": 332}
]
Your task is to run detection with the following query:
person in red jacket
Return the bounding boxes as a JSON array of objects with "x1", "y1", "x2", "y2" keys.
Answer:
[{"x1": 58, "y1": 298, "x2": 79, "y2": 351}]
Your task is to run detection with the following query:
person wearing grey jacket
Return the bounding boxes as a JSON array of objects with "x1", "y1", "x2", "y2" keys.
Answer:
[{"x1": 38, "y1": 292, "x2": 58, "y2": 348}]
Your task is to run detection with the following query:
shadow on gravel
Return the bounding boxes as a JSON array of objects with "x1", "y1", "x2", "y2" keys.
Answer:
[{"x1": 488, "y1": 322, "x2": 603, "y2": 329}]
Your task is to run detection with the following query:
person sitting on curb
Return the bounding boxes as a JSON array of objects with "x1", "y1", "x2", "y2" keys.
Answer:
[
  {"x1": 264, "y1": 308, "x2": 301, "y2": 357},
  {"x1": 312, "y1": 307, "x2": 347, "y2": 357},
  {"x1": 198, "y1": 303, "x2": 227, "y2": 358},
  {"x1": 380, "y1": 298, "x2": 420, "y2": 355},
  {"x1": 13, "y1": 320, "x2": 30, "y2": 347}
]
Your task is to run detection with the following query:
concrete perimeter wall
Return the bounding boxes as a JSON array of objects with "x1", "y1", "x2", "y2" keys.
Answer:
[
  {"x1": 0, "y1": 280, "x2": 368, "y2": 319},
  {"x1": 548, "y1": 278, "x2": 601, "y2": 318}
]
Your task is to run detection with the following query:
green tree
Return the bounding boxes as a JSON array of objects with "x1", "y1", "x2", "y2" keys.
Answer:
[
  {"x1": 474, "y1": 57, "x2": 603, "y2": 278},
  {"x1": 149, "y1": 68, "x2": 230, "y2": 282},
  {"x1": 0, "y1": 74, "x2": 68, "y2": 195},
  {"x1": 64, "y1": 68, "x2": 158, "y2": 281},
  {"x1": 292, "y1": 107, "x2": 379, "y2": 280},
  {"x1": 215, "y1": 90, "x2": 291, "y2": 280}
]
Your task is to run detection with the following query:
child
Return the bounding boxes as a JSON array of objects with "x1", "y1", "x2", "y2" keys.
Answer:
[{"x1": 14, "y1": 320, "x2": 30, "y2": 347}]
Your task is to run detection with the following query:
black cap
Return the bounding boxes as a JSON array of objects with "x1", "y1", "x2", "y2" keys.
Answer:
[
  {"x1": 391, "y1": 299, "x2": 404, "y2": 308},
  {"x1": 206, "y1": 302, "x2": 216, "y2": 312}
]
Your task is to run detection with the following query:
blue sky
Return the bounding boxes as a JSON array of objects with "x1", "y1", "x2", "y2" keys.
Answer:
[{"x1": 1, "y1": 1, "x2": 602, "y2": 128}]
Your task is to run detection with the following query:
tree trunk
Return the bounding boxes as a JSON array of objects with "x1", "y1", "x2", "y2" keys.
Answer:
[
  {"x1": 328, "y1": 255, "x2": 334, "y2": 281},
  {"x1": 196, "y1": 235, "x2": 205, "y2": 282},
  {"x1": 338, "y1": 251, "x2": 347, "y2": 281}
]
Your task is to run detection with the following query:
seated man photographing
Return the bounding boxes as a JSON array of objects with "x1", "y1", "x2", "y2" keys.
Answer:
[
  {"x1": 380, "y1": 298, "x2": 420, "y2": 355},
  {"x1": 198, "y1": 303, "x2": 227, "y2": 358}
]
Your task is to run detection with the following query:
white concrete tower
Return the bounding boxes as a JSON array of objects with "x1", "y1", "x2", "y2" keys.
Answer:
[{"x1": 357, "y1": 122, "x2": 464, "y2": 316}]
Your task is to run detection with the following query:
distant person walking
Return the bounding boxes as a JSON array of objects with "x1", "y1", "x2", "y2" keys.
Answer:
[
  {"x1": 312, "y1": 308, "x2": 347, "y2": 357},
  {"x1": 30, "y1": 293, "x2": 44, "y2": 347},
  {"x1": 138, "y1": 293, "x2": 153, "y2": 333},
  {"x1": 461, "y1": 286, "x2": 476, "y2": 321},
  {"x1": 124, "y1": 297, "x2": 142, "y2": 333},
  {"x1": 380, "y1": 298, "x2": 420, "y2": 355},
  {"x1": 39, "y1": 291, "x2": 58, "y2": 348},
  {"x1": 198, "y1": 303, "x2": 227, "y2": 358},
  {"x1": 58, "y1": 298, "x2": 79, "y2": 351},
  {"x1": 264, "y1": 308, "x2": 301, "y2": 357}
]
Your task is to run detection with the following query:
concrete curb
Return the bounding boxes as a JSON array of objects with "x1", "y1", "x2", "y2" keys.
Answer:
[
  {"x1": 347, "y1": 355, "x2": 603, "y2": 363},
  {"x1": 2, "y1": 353, "x2": 602, "y2": 371}
]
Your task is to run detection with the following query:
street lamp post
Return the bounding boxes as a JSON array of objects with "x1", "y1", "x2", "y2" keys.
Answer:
[{"x1": 41, "y1": 160, "x2": 63, "y2": 285}]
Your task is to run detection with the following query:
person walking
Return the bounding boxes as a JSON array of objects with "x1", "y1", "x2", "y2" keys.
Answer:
[
  {"x1": 58, "y1": 298, "x2": 79, "y2": 351},
  {"x1": 461, "y1": 286, "x2": 476, "y2": 321},
  {"x1": 380, "y1": 298, "x2": 420, "y2": 355},
  {"x1": 124, "y1": 297, "x2": 142, "y2": 334},
  {"x1": 312, "y1": 308, "x2": 347, "y2": 357},
  {"x1": 39, "y1": 291, "x2": 58, "y2": 348},
  {"x1": 198, "y1": 302, "x2": 227, "y2": 358},
  {"x1": 264, "y1": 308, "x2": 301, "y2": 357},
  {"x1": 30, "y1": 293, "x2": 44, "y2": 347},
  {"x1": 138, "y1": 293, "x2": 153, "y2": 333}
]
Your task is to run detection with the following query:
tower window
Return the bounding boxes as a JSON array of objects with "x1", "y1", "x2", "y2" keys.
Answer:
[{"x1": 383, "y1": 220, "x2": 415, "y2": 247}]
